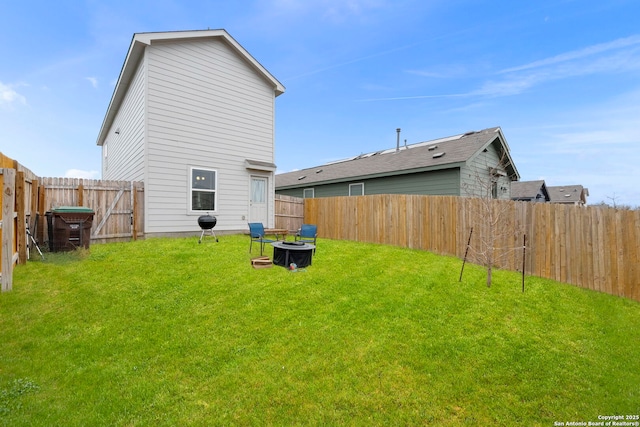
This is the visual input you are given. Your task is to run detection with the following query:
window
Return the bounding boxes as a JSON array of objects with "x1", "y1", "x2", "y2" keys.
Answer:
[
  {"x1": 190, "y1": 167, "x2": 217, "y2": 211},
  {"x1": 251, "y1": 177, "x2": 266, "y2": 204},
  {"x1": 303, "y1": 188, "x2": 315, "y2": 198},
  {"x1": 349, "y1": 183, "x2": 364, "y2": 196}
]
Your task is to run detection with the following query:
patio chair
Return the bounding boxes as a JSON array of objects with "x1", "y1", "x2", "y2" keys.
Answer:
[
  {"x1": 295, "y1": 224, "x2": 318, "y2": 253},
  {"x1": 248, "y1": 222, "x2": 275, "y2": 256}
]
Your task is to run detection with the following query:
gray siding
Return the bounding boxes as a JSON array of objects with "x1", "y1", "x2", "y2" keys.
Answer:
[
  {"x1": 102, "y1": 56, "x2": 146, "y2": 181},
  {"x1": 277, "y1": 169, "x2": 461, "y2": 198},
  {"x1": 460, "y1": 142, "x2": 511, "y2": 199},
  {"x1": 144, "y1": 38, "x2": 276, "y2": 233}
]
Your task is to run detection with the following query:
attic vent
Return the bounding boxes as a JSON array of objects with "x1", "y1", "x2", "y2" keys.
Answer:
[
  {"x1": 298, "y1": 175, "x2": 306, "y2": 180},
  {"x1": 564, "y1": 194, "x2": 571, "y2": 197},
  {"x1": 432, "y1": 152, "x2": 445, "y2": 158},
  {"x1": 428, "y1": 145, "x2": 438, "y2": 151},
  {"x1": 316, "y1": 169, "x2": 323, "y2": 174},
  {"x1": 463, "y1": 131, "x2": 476, "y2": 136}
]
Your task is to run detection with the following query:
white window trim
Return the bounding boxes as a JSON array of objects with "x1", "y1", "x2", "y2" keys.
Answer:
[
  {"x1": 303, "y1": 188, "x2": 315, "y2": 198},
  {"x1": 349, "y1": 182, "x2": 364, "y2": 196},
  {"x1": 189, "y1": 166, "x2": 218, "y2": 213}
]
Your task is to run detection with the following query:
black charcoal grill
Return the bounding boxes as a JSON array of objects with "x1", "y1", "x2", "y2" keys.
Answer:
[{"x1": 197, "y1": 214, "x2": 218, "y2": 243}]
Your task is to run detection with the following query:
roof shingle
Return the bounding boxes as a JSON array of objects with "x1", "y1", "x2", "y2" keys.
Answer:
[
  {"x1": 511, "y1": 180, "x2": 547, "y2": 200},
  {"x1": 276, "y1": 127, "x2": 508, "y2": 189}
]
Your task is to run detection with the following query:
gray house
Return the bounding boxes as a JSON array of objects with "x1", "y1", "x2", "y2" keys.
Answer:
[
  {"x1": 547, "y1": 185, "x2": 589, "y2": 206},
  {"x1": 511, "y1": 180, "x2": 550, "y2": 202},
  {"x1": 276, "y1": 127, "x2": 520, "y2": 199},
  {"x1": 96, "y1": 30, "x2": 285, "y2": 237}
]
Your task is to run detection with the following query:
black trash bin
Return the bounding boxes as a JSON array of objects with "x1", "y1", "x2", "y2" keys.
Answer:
[{"x1": 46, "y1": 206, "x2": 94, "y2": 252}]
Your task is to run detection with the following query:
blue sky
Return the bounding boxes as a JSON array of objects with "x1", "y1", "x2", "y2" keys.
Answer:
[{"x1": 1, "y1": 0, "x2": 639, "y2": 206}]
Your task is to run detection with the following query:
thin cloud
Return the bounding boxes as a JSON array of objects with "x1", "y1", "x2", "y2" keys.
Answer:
[
  {"x1": 521, "y1": 90, "x2": 640, "y2": 206},
  {"x1": 499, "y1": 34, "x2": 640, "y2": 74},
  {"x1": 371, "y1": 35, "x2": 640, "y2": 102},
  {"x1": 405, "y1": 65, "x2": 469, "y2": 79},
  {"x1": 539, "y1": 91, "x2": 640, "y2": 150},
  {"x1": 357, "y1": 93, "x2": 469, "y2": 102},
  {"x1": 0, "y1": 82, "x2": 27, "y2": 107},
  {"x1": 65, "y1": 169, "x2": 100, "y2": 179},
  {"x1": 85, "y1": 77, "x2": 98, "y2": 88},
  {"x1": 269, "y1": 0, "x2": 387, "y2": 20},
  {"x1": 479, "y1": 34, "x2": 640, "y2": 97},
  {"x1": 25, "y1": 52, "x2": 101, "y2": 79},
  {"x1": 285, "y1": 40, "x2": 423, "y2": 80},
  {"x1": 472, "y1": 74, "x2": 543, "y2": 97}
]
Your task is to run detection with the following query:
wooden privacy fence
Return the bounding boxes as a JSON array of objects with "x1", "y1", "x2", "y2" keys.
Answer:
[
  {"x1": 1, "y1": 152, "x2": 40, "y2": 291},
  {"x1": 39, "y1": 177, "x2": 144, "y2": 244},
  {"x1": 0, "y1": 151, "x2": 144, "y2": 291},
  {"x1": 1, "y1": 168, "x2": 17, "y2": 291},
  {"x1": 304, "y1": 195, "x2": 640, "y2": 302},
  {"x1": 274, "y1": 194, "x2": 304, "y2": 232}
]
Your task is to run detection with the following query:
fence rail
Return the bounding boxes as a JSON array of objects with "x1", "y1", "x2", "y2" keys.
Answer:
[{"x1": 304, "y1": 194, "x2": 640, "y2": 302}]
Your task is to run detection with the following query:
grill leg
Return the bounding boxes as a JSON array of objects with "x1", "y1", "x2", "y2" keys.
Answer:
[{"x1": 199, "y1": 229, "x2": 218, "y2": 244}]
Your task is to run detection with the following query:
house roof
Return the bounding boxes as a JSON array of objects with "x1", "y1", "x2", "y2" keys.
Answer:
[
  {"x1": 276, "y1": 127, "x2": 519, "y2": 189},
  {"x1": 547, "y1": 185, "x2": 589, "y2": 204},
  {"x1": 96, "y1": 29, "x2": 285, "y2": 146},
  {"x1": 511, "y1": 180, "x2": 549, "y2": 201}
]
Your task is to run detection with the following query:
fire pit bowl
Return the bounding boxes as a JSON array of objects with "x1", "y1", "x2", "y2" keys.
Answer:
[{"x1": 197, "y1": 214, "x2": 218, "y2": 243}]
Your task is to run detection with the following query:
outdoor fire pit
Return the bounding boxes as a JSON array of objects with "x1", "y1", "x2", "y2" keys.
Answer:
[
  {"x1": 271, "y1": 241, "x2": 315, "y2": 268},
  {"x1": 197, "y1": 214, "x2": 218, "y2": 243}
]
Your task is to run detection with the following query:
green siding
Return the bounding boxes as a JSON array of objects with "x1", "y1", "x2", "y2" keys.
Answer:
[
  {"x1": 460, "y1": 143, "x2": 512, "y2": 199},
  {"x1": 276, "y1": 188, "x2": 306, "y2": 198},
  {"x1": 276, "y1": 169, "x2": 461, "y2": 198}
]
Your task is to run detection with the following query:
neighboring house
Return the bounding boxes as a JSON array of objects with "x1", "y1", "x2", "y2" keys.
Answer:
[
  {"x1": 276, "y1": 127, "x2": 520, "y2": 199},
  {"x1": 96, "y1": 30, "x2": 285, "y2": 236},
  {"x1": 510, "y1": 180, "x2": 550, "y2": 202},
  {"x1": 547, "y1": 185, "x2": 589, "y2": 206}
]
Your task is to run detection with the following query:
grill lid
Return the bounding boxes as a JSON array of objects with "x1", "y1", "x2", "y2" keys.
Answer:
[{"x1": 198, "y1": 214, "x2": 217, "y2": 229}]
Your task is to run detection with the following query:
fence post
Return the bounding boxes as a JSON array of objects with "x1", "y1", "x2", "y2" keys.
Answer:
[
  {"x1": 16, "y1": 171, "x2": 27, "y2": 264},
  {"x1": 2, "y1": 168, "x2": 16, "y2": 292},
  {"x1": 78, "y1": 180, "x2": 84, "y2": 206},
  {"x1": 131, "y1": 181, "x2": 138, "y2": 240},
  {"x1": 37, "y1": 182, "x2": 46, "y2": 244},
  {"x1": 29, "y1": 178, "x2": 38, "y2": 241}
]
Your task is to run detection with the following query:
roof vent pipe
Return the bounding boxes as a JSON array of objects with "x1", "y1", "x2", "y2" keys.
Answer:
[{"x1": 396, "y1": 128, "x2": 401, "y2": 152}]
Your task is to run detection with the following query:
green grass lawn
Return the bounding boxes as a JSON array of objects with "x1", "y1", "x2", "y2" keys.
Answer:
[{"x1": 1, "y1": 235, "x2": 639, "y2": 426}]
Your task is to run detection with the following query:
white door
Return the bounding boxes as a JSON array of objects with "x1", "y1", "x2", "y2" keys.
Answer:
[{"x1": 250, "y1": 177, "x2": 268, "y2": 224}]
